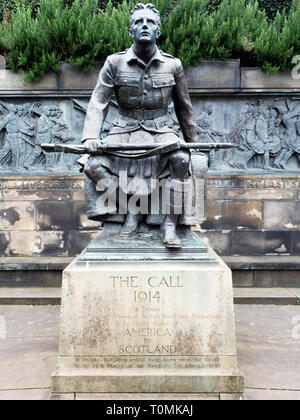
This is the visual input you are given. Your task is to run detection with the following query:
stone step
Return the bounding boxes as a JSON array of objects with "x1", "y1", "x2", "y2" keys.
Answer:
[
  {"x1": 1, "y1": 256, "x2": 300, "y2": 288},
  {"x1": 0, "y1": 287, "x2": 299, "y2": 306},
  {"x1": 0, "y1": 287, "x2": 61, "y2": 305}
]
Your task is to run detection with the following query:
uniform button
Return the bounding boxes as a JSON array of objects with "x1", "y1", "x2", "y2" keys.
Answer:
[
  {"x1": 144, "y1": 75, "x2": 148, "y2": 80},
  {"x1": 124, "y1": 79, "x2": 128, "y2": 83},
  {"x1": 143, "y1": 90, "x2": 147, "y2": 94}
]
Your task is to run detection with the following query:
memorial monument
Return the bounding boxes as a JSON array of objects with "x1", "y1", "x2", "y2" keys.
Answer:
[{"x1": 50, "y1": 3, "x2": 243, "y2": 400}]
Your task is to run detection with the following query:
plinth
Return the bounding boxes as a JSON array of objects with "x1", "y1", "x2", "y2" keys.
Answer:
[{"x1": 52, "y1": 227, "x2": 243, "y2": 399}]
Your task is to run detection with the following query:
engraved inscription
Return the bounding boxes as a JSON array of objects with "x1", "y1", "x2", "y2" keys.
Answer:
[
  {"x1": 73, "y1": 355, "x2": 222, "y2": 370},
  {"x1": 110, "y1": 274, "x2": 186, "y2": 355},
  {"x1": 207, "y1": 177, "x2": 300, "y2": 189}
]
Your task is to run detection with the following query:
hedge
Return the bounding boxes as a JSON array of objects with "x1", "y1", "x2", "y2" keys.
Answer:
[{"x1": 0, "y1": 0, "x2": 299, "y2": 83}]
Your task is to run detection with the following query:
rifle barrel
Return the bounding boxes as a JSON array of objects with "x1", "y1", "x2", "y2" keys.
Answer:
[{"x1": 41, "y1": 142, "x2": 235, "y2": 154}]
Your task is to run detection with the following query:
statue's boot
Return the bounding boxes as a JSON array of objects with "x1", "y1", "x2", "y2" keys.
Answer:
[
  {"x1": 160, "y1": 180, "x2": 185, "y2": 249},
  {"x1": 120, "y1": 212, "x2": 141, "y2": 237},
  {"x1": 160, "y1": 214, "x2": 181, "y2": 248}
]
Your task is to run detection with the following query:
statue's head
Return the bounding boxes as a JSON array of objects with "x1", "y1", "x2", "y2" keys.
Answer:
[{"x1": 129, "y1": 3, "x2": 161, "y2": 45}]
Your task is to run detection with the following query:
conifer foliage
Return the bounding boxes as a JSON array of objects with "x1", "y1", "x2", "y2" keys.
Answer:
[{"x1": 0, "y1": 0, "x2": 299, "y2": 83}]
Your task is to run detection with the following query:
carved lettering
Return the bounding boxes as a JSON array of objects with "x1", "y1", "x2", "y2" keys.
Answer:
[
  {"x1": 124, "y1": 328, "x2": 172, "y2": 337},
  {"x1": 119, "y1": 344, "x2": 177, "y2": 354}
]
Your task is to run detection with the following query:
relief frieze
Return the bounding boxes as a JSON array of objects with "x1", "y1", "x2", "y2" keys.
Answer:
[{"x1": 1, "y1": 96, "x2": 300, "y2": 173}]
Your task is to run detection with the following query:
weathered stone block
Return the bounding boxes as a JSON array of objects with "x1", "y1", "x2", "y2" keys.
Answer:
[
  {"x1": 0, "y1": 233, "x2": 10, "y2": 257},
  {"x1": 36, "y1": 202, "x2": 73, "y2": 231},
  {"x1": 0, "y1": 177, "x2": 75, "y2": 201},
  {"x1": 71, "y1": 190, "x2": 86, "y2": 201},
  {"x1": 292, "y1": 232, "x2": 300, "y2": 255},
  {"x1": 241, "y1": 67, "x2": 300, "y2": 91},
  {"x1": 203, "y1": 201, "x2": 262, "y2": 230},
  {"x1": 0, "y1": 270, "x2": 62, "y2": 287},
  {"x1": 0, "y1": 69, "x2": 57, "y2": 92},
  {"x1": 207, "y1": 187, "x2": 224, "y2": 201},
  {"x1": 198, "y1": 231, "x2": 231, "y2": 256},
  {"x1": 264, "y1": 201, "x2": 300, "y2": 230},
  {"x1": 224, "y1": 187, "x2": 297, "y2": 201},
  {"x1": 201, "y1": 201, "x2": 223, "y2": 230},
  {"x1": 231, "y1": 231, "x2": 292, "y2": 256},
  {"x1": 58, "y1": 62, "x2": 102, "y2": 91},
  {"x1": 72, "y1": 202, "x2": 101, "y2": 230},
  {"x1": 9, "y1": 231, "x2": 68, "y2": 256},
  {"x1": 185, "y1": 60, "x2": 240, "y2": 90},
  {"x1": 0, "y1": 202, "x2": 35, "y2": 231},
  {"x1": 232, "y1": 271, "x2": 254, "y2": 287},
  {"x1": 253, "y1": 270, "x2": 300, "y2": 288},
  {"x1": 222, "y1": 201, "x2": 262, "y2": 230},
  {"x1": 0, "y1": 270, "x2": 42, "y2": 287},
  {"x1": 3, "y1": 188, "x2": 71, "y2": 201},
  {"x1": 67, "y1": 231, "x2": 98, "y2": 256}
]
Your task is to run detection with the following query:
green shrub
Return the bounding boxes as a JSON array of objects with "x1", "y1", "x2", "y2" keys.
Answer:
[
  {"x1": 257, "y1": 0, "x2": 292, "y2": 20},
  {"x1": 2, "y1": 4, "x2": 61, "y2": 83},
  {"x1": 0, "y1": 0, "x2": 41, "y2": 20},
  {"x1": 207, "y1": 0, "x2": 293, "y2": 19},
  {"x1": 0, "y1": 0, "x2": 299, "y2": 83}
]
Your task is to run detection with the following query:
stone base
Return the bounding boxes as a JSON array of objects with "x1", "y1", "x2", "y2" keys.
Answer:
[
  {"x1": 50, "y1": 392, "x2": 244, "y2": 400},
  {"x1": 52, "y1": 367, "x2": 243, "y2": 394},
  {"x1": 52, "y1": 243, "x2": 243, "y2": 397}
]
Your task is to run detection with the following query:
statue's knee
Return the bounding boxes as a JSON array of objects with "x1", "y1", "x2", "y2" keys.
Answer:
[
  {"x1": 84, "y1": 158, "x2": 99, "y2": 180},
  {"x1": 170, "y1": 151, "x2": 190, "y2": 177}
]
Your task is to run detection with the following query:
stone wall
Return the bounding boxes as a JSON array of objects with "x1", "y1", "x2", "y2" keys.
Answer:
[
  {"x1": 203, "y1": 174, "x2": 300, "y2": 257},
  {"x1": 1, "y1": 173, "x2": 300, "y2": 258},
  {"x1": 0, "y1": 60, "x2": 300, "y2": 257},
  {"x1": 0, "y1": 176, "x2": 99, "y2": 257}
]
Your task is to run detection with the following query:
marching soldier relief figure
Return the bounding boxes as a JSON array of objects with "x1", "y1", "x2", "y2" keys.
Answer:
[{"x1": 81, "y1": 3, "x2": 203, "y2": 248}]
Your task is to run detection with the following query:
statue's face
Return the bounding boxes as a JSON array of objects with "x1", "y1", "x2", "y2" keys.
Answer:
[{"x1": 130, "y1": 9, "x2": 160, "y2": 45}]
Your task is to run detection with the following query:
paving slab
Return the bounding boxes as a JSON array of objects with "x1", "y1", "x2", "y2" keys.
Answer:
[
  {"x1": 244, "y1": 389, "x2": 300, "y2": 400},
  {"x1": 235, "y1": 305, "x2": 300, "y2": 390},
  {"x1": 0, "y1": 304, "x2": 299, "y2": 400},
  {"x1": 234, "y1": 304, "x2": 300, "y2": 339},
  {"x1": 0, "y1": 305, "x2": 59, "y2": 393},
  {"x1": 0, "y1": 305, "x2": 60, "y2": 337},
  {"x1": 289, "y1": 289, "x2": 300, "y2": 298},
  {"x1": 0, "y1": 389, "x2": 51, "y2": 400}
]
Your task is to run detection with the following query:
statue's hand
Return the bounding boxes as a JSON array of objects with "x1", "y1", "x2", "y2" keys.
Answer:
[{"x1": 85, "y1": 139, "x2": 103, "y2": 154}]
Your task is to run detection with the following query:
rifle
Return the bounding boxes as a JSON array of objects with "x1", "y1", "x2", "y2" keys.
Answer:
[{"x1": 41, "y1": 141, "x2": 234, "y2": 159}]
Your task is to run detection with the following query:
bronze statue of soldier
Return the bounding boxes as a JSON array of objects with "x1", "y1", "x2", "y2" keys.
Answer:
[{"x1": 81, "y1": 3, "x2": 201, "y2": 249}]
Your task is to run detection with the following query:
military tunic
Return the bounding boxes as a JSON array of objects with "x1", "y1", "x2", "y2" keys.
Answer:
[
  {"x1": 82, "y1": 46, "x2": 197, "y2": 142},
  {"x1": 82, "y1": 46, "x2": 198, "y2": 224}
]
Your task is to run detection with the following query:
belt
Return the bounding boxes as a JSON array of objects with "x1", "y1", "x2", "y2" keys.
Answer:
[{"x1": 119, "y1": 107, "x2": 168, "y2": 120}]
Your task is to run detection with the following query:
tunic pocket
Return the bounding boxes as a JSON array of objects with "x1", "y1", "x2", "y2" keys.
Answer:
[
  {"x1": 152, "y1": 75, "x2": 175, "y2": 106},
  {"x1": 115, "y1": 75, "x2": 141, "y2": 106}
]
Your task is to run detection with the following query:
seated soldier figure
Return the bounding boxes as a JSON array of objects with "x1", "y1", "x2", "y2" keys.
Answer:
[{"x1": 82, "y1": 3, "x2": 201, "y2": 249}]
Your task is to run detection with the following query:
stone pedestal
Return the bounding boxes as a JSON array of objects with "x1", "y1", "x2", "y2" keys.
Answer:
[{"x1": 52, "y1": 232, "x2": 243, "y2": 398}]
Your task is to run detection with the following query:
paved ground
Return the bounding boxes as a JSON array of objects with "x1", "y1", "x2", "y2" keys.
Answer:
[{"x1": 0, "y1": 304, "x2": 299, "y2": 400}]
